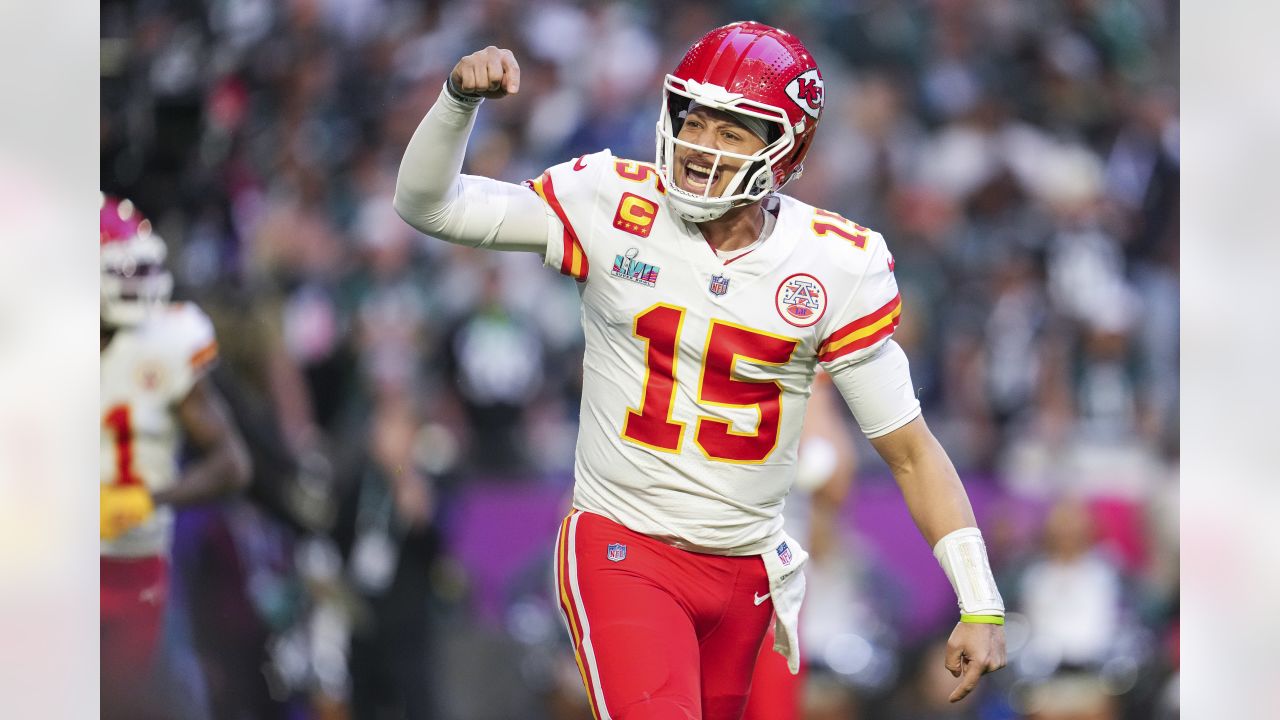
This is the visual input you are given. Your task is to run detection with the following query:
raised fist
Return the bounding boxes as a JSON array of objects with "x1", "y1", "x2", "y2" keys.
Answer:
[{"x1": 450, "y1": 46, "x2": 521, "y2": 99}]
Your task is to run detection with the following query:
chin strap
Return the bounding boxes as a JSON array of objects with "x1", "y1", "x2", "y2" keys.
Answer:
[{"x1": 664, "y1": 191, "x2": 733, "y2": 223}]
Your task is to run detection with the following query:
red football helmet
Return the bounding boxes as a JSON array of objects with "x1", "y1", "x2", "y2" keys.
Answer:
[
  {"x1": 657, "y1": 21, "x2": 825, "y2": 222},
  {"x1": 101, "y1": 193, "x2": 172, "y2": 326}
]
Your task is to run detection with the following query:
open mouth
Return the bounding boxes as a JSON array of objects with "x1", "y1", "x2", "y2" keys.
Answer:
[{"x1": 682, "y1": 160, "x2": 721, "y2": 194}]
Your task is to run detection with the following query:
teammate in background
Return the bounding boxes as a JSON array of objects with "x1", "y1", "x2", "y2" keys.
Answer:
[
  {"x1": 743, "y1": 370, "x2": 857, "y2": 720},
  {"x1": 100, "y1": 194, "x2": 252, "y2": 719},
  {"x1": 396, "y1": 22, "x2": 1005, "y2": 720}
]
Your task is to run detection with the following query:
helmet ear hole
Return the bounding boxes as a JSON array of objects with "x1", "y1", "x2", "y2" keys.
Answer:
[{"x1": 747, "y1": 161, "x2": 771, "y2": 194}]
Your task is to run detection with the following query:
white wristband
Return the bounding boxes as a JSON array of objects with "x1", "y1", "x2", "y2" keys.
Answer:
[{"x1": 933, "y1": 527, "x2": 1005, "y2": 616}]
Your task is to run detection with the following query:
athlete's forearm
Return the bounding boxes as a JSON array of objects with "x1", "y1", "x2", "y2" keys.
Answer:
[
  {"x1": 155, "y1": 439, "x2": 251, "y2": 508},
  {"x1": 870, "y1": 418, "x2": 1005, "y2": 617},
  {"x1": 157, "y1": 378, "x2": 252, "y2": 508},
  {"x1": 393, "y1": 85, "x2": 549, "y2": 252},
  {"x1": 394, "y1": 85, "x2": 480, "y2": 215},
  {"x1": 868, "y1": 416, "x2": 976, "y2": 547}
]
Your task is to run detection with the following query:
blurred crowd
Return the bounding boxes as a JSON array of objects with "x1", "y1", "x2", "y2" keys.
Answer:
[{"x1": 101, "y1": 0, "x2": 1178, "y2": 718}]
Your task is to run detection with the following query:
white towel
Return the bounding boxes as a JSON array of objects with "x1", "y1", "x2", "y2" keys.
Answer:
[{"x1": 760, "y1": 531, "x2": 810, "y2": 674}]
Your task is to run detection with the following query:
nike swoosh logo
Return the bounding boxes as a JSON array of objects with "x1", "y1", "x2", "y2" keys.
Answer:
[
  {"x1": 572, "y1": 155, "x2": 589, "y2": 171},
  {"x1": 753, "y1": 592, "x2": 770, "y2": 606}
]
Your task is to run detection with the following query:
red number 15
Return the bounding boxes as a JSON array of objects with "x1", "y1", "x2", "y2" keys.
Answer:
[{"x1": 623, "y1": 304, "x2": 799, "y2": 463}]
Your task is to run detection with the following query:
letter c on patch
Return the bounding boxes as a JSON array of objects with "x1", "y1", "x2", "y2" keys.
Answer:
[{"x1": 613, "y1": 192, "x2": 659, "y2": 238}]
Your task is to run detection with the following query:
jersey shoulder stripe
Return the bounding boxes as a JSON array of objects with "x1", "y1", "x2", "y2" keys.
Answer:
[
  {"x1": 124, "y1": 301, "x2": 219, "y2": 400},
  {"x1": 529, "y1": 170, "x2": 589, "y2": 281},
  {"x1": 817, "y1": 293, "x2": 902, "y2": 362},
  {"x1": 190, "y1": 338, "x2": 219, "y2": 371}
]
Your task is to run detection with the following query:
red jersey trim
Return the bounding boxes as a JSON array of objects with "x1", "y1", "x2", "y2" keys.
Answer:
[
  {"x1": 530, "y1": 171, "x2": 589, "y2": 282},
  {"x1": 189, "y1": 340, "x2": 219, "y2": 370},
  {"x1": 817, "y1": 294, "x2": 902, "y2": 362}
]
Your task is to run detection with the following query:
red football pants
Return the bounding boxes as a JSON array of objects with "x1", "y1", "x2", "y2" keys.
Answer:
[
  {"x1": 101, "y1": 555, "x2": 168, "y2": 718},
  {"x1": 740, "y1": 624, "x2": 804, "y2": 720},
  {"x1": 554, "y1": 510, "x2": 774, "y2": 720}
]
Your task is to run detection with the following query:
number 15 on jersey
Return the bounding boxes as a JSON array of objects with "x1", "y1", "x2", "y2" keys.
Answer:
[{"x1": 622, "y1": 304, "x2": 799, "y2": 464}]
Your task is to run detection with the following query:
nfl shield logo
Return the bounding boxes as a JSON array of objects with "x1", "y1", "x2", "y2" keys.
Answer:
[
  {"x1": 709, "y1": 274, "x2": 730, "y2": 296},
  {"x1": 776, "y1": 541, "x2": 793, "y2": 566},
  {"x1": 607, "y1": 543, "x2": 627, "y2": 562}
]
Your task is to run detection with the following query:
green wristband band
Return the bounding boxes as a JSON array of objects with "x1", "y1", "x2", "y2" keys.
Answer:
[{"x1": 960, "y1": 614, "x2": 1005, "y2": 625}]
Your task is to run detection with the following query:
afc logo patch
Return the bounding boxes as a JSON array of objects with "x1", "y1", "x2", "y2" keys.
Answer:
[
  {"x1": 785, "y1": 69, "x2": 824, "y2": 119},
  {"x1": 613, "y1": 192, "x2": 659, "y2": 238},
  {"x1": 775, "y1": 273, "x2": 827, "y2": 327},
  {"x1": 135, "y1": 361, "x2": 167, "y2": 393},
  {"x1": 607, "y1": 543, "x2": 627, "y2": 562}
]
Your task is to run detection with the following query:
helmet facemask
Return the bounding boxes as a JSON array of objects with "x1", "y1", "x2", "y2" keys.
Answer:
[
  {"x1": 656, "y1": 77, "x2": 797, "y2": 223},
  {"x1": 101, "y1": 229, "x2": 173, "y2": 327}
]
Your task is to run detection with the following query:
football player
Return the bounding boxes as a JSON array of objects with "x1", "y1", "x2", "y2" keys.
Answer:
[
  {"x1": 395, "y1": 22, "x2": 1005, "y2": 719},
  {"x1": 100, "y1": 194, "x2": 252, "y2": 718}
]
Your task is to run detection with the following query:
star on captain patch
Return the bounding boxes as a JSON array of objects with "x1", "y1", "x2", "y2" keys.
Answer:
[{"x1": 708, "y1": 273, "x2": 730, "y2": 296}]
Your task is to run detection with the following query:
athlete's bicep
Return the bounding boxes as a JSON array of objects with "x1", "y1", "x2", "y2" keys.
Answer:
[
  {"x1": 486, "y1": 176, "x2": 556, "y2": 254},
  {"x1": 176, "y1": 376, "x2": 241, "y2": 454},
  {"x1": 825, "y1": 339, "x2": 921, "y2": 438}
]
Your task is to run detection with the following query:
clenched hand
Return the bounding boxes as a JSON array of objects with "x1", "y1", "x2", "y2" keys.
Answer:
[{"x1": 450, "y1": 46, "x2": 521, "y2": 99}]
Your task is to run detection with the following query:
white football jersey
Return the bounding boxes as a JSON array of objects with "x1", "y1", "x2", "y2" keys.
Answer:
[
  {"x1": 529, "y1": 150, "x2": 918, "y2": 555},
  {"x1": 101, "y1": 302, "x2": 218, "y2": 557}
]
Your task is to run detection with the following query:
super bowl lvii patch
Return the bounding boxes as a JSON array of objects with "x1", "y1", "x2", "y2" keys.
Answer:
[{"x1": 611, "y1": 248, "x2": 660, "y2": 287}]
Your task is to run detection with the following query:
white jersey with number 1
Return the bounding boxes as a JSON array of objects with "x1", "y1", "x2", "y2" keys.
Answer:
[
  {"x1": 527, "y1": 150, "x2": 920, "y2": 556},
  {"x1": 101, "y1": 302, "x2": 218, "y2": 558}
]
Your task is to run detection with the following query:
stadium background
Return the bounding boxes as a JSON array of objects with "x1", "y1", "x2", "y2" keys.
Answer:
[{"x1": 99, "y1": 1, "x2": 1179, "y2": 718}]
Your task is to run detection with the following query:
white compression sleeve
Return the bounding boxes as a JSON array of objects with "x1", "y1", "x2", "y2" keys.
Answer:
[
  {"x1": 393, "y1": 85, "x2": 553, "y2": 254},
  {"x1": 826, "y1": 339, "x2": 922, "y2": 438}
]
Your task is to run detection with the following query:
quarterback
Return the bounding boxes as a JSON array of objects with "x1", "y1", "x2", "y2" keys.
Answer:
[
  {"x1": 100, "y1": 194, "x2": 252, "y2": 718},
  {"x1": 396, "y1": 22, "x2": 1006, "y2": 719}
]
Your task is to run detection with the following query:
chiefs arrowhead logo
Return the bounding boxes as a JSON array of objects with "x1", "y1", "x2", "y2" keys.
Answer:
[{"x1": 785, "y1": 69, "x2": 824, "y2": 119}]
